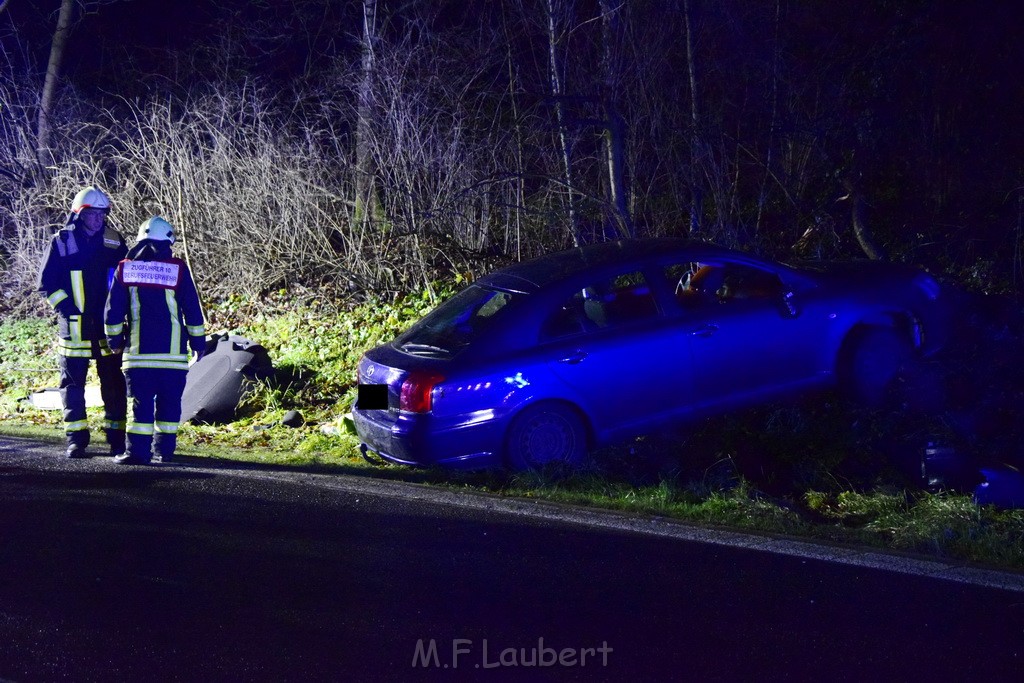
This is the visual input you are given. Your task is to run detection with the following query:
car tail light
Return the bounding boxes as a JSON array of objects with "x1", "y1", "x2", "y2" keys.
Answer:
[{"x1": 400, "y1": 371, "x2": 445, "y2": 413}]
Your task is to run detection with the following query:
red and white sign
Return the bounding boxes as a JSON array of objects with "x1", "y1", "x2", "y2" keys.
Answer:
[{"x1": 121, "y1": 260, "x2": 181, "y2": 289}]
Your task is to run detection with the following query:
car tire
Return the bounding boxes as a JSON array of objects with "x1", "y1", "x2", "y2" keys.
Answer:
[
  {"x1": 505, "y1": 403, "x2": 588, "y2": 471},
  {"x1": 842, "y1": 327, "x2": 913, "y2": 406}
]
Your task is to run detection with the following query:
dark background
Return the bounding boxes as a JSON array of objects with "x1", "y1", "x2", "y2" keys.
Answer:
[{"x1": 3, "y1": 0, "x2": 1023, "y2": 295}]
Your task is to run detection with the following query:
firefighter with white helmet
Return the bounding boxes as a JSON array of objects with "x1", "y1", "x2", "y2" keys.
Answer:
[
  {"x1": 37, "y1": 185, "x2": 128, "y2": 458},
  {"x1": 104, "y1": 215, "x2": 206, "y2": 464}
]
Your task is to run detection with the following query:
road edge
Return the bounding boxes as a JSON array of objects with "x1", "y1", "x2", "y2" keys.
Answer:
[
  {"x1": 237, "y1": 464, "x2": 1024, "y2": 595},
  {"x1": 4, "y1": 434, "x2": 1023, "y2": 594}
]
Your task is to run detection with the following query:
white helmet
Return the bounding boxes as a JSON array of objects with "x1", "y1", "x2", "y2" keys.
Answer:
[
  {"x1": 70, "y1": 186, "x2": 111, "y2": 214},
  {"x1": 137, "y1": 215, "x2": 176, "y2": 244}
]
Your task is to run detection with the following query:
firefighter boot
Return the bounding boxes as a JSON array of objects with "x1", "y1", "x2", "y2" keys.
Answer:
[
  {"x1": 107, "y1": 428, "x2": 126, "y2": 457},
  {"x1": 114, "y1": 432, "x2": 153, "y2": 465},
  {"x1": 65, "y1": 431, "x2": 90, "y2": 459},
  {"x1": 154, "y1": 433, "x2": 178, "y2": 464}
]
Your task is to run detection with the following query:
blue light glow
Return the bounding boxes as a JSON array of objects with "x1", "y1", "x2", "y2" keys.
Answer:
[{"x1": 504, "y1": 372, "x2": 529, "y2": 388}]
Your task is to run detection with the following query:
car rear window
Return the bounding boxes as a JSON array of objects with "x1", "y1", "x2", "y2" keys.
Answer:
[{"x1": 395, "y1": 285, "x2": 521, "y2": 356}]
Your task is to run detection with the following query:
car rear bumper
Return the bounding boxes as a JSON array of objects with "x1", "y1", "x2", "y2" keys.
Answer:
[{"x1": 353, "y1": 408, "x2": 504, "y2": 469}]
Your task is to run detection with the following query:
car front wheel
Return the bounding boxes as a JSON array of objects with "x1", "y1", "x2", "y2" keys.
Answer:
[{"x1": 505, "y1": 403, "x2": 587, "y2": 471}]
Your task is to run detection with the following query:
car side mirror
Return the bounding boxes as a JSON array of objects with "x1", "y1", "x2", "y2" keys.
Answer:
[{"x1": 780, "y1": 290, "x2": 799, "y2": 317}]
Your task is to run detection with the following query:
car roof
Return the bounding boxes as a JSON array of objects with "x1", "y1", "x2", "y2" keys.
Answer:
[{"x1": 478, "y1": 238, "x2": 761, "y2": 292}]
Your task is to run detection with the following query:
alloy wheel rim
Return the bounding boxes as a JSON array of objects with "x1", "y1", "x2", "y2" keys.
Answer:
[{"x1": 522, "y1": 413, "x2": 575, "y2": 465}]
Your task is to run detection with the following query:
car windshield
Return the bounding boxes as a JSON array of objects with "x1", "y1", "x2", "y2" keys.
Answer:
[{"x1": 395, "y1": 285, "x2": 521, "y2": 356}]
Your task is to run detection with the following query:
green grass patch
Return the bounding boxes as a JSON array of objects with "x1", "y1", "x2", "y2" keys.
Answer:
[{"x1": 0, "y1": 318, "x2": 60, "y2": 413}]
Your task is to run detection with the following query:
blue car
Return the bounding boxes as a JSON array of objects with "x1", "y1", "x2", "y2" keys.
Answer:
[{"x1": 354, "y1": 239, "x2": 948, "y2": 470}]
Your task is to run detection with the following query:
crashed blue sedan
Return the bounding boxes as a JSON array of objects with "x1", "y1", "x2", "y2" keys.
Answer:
[{"x1": 354, "y1": 239, "x2": 948, "y2": 470}]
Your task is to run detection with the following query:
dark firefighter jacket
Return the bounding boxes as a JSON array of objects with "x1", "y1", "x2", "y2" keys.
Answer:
[
  {"x1": 104, "y1": 239, "x2": 206, "y2": 371},
  {"x1": 37, "y1": 224, "x2": 127, "y2": 357}
]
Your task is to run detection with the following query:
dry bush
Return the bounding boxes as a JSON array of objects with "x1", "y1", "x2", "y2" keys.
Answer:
[
  {"x1": 1, "y1": 1, "x2": 865, "y2": 316},
  {"x1": 0, "y1": 61, "x2": 115, "y2": 315},
  {"x1": 105, "y1": 82, "x2": 359, "y2": 301}
]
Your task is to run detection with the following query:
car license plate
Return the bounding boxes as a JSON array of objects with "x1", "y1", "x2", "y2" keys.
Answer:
[{"x1": 357, "y1": 384, "x2": 389, "y2": 410}]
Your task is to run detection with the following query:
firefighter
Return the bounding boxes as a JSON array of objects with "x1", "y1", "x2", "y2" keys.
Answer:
[
  {"x1": 104, "y1": 216, "x2": 206, "y2": 465},
  {"x1": 37, "y1": 185, "x2": 128, "y2": 458}
]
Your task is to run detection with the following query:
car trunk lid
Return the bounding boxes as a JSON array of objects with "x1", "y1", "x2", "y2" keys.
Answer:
[{"x1": 358, "y1": 345, "x2": 448, "y2": 412}]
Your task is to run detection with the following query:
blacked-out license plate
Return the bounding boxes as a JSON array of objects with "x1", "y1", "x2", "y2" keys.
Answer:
[{"x1": 357, "y1": 384, "x2": 389, "y2": 409}]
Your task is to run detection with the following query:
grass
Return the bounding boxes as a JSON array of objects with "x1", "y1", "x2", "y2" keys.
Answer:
[{"x1": 2, "y1": 293, "x2": 1023, "y2": 573}]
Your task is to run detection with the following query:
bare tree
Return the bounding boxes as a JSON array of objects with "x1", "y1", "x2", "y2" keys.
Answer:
[
  {"x1": 683, "y1": 0, "x2": 702, "y2": 237},
  {"x1": 754, "y1": 0, "x2": 782, "y2": 237},
  {"x1": 36, "y1": 0, "x2": 75, "y2": 169},
  {"x1": 546, "y1": 0, "x2": 580, "y2": 247},
  {"x1": 36, "y1": 0, "x2": 128, "y2": 173},
  {"x1": 598, "y1": 0, "x2": 633, "y2": 239},
  {"x1": 354, "y1": 0, "x2": 379, "y2": 229}
]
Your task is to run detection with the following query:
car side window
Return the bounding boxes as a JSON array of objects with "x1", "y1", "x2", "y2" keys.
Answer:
[
  {"x1": 542, "y1": 270, "x2": 659, "y2": 340},
  {"x1": 667, "y1": 262, "x2": 783, "y2": 308},
  {"x1": 666, "y1": 262, "x2": 724, "y2": 308},
  {"x1": 719, "y1": 266, "x2": 784, "y2": 302}
]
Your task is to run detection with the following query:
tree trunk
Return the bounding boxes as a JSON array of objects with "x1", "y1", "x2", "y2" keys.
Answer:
[
  {"x1": 603, "y1": 107, "x2": 633, "y2": 239},
  {"x1": 755, "y1": 0, "x2": 782, "y2": 237},
  {"x1": 504, "y1": 32, "x2": 526, "y2": 261},
  {"x1": 37, "y1": 0, "x2": 75, "y2": 169},
  {"x1": 845, "y1": 179, "x2": 887, "y2": 260},
  {"x1": 599, "y1": 0, "x2": 634, "y2": 240},
  {"x1": 354, "y1": 0, "x2": 379, "y2": 229},
  {"x1": 683, "y1": 0, "x2": 702, "y2": 237},
  {"x1": 546, "y1": 0, "x2": 580, "y2": 247}
]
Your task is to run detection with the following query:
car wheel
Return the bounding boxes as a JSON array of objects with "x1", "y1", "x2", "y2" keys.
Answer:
[
  {"x1": 505, "y1": 403, "x2": 587, "y2": 471},
  {"x1": 842, "y1": 327, "x2": 913, "y2": 406}
]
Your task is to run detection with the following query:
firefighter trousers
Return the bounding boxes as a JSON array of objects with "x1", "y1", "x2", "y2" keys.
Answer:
[
  {"x1": 125, "y1": 368, "x2": 187, "y2": 460},
  {"x1": 58, "y1": 343, "x2": 127, "y2": 452}
]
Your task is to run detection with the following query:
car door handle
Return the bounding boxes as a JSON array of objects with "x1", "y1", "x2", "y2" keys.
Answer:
[
  {"x1": 688, "y1": 324, "x2": 719, "y2": 337},
  {"x1": 558, "y1": 351, "x2": 588, "y2": 364}
]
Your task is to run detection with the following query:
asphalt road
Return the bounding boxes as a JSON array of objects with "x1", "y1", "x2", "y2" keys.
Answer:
[{"x1": 1, "y1": 436, "x2": 1022, "y2": 681}]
